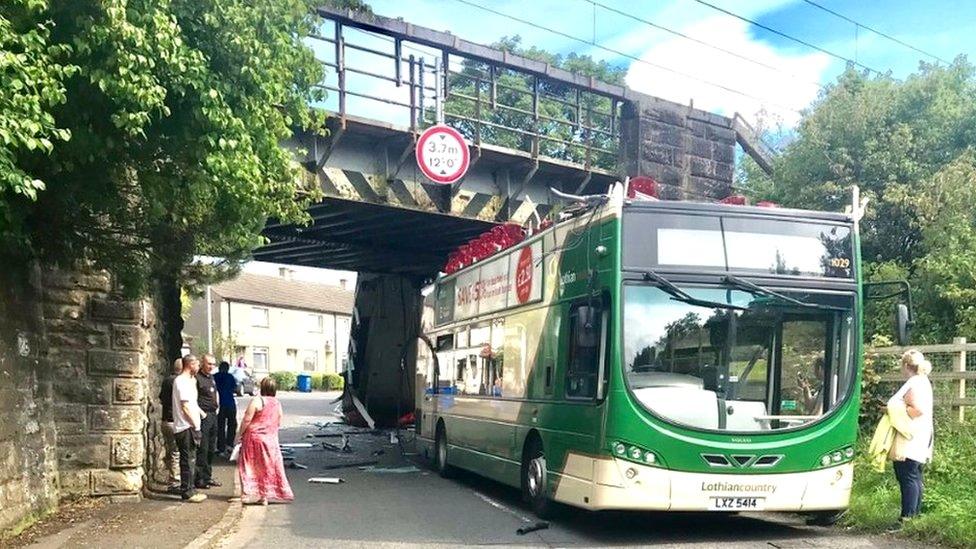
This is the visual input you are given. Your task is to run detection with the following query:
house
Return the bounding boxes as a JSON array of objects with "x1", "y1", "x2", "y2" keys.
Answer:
[{"x1": 185, "y1": 269, "x2": 354, "y2": 376}]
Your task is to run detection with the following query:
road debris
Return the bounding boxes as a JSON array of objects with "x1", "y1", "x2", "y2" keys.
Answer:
[
  {"x1": 516, "y1": 522, "x2": 549, "y2": 535},
  {"x1": 280, "y1": 443, "x2": 315, "y2": 448},
  {"x1": 351, "y1": 393, "x2": 376, "y2": 429},
  {"x1": 308, "y1": 477, "x2": 345, "y2": 484},
  {"x1": 321, "y1": 437, "x2": 352, "y2": 453},
  {"x1": 286, "y1": 461, "x2": 308, "y2": 470},
  {"x1": 322, "y1": 459, "x2": 379, "y2": 470},
  {"x1": 360, "y1": 465, "x2": 421, "y2": 474}
]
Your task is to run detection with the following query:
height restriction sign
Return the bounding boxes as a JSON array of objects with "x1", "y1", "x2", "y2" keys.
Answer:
[{"x1": 416, "y1": 125, "x2": 470, "y2": 184}]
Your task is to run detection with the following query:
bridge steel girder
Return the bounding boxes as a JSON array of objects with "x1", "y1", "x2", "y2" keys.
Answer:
[{"x1": 288, "y1": 115, "x2": 618, "y2": 229}]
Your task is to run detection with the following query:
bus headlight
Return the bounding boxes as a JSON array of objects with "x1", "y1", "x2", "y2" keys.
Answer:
[
  {"x1": 819, "y1": 446, "x2": 855, "y2": 468},
  {"x1": 610, "y1": 441, "x2": 663, "y2": 468}
]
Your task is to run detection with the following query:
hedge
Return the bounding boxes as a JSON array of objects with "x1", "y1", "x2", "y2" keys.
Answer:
[{"x1": 269, "y1": 371, "x2": 343, "y2": 391}]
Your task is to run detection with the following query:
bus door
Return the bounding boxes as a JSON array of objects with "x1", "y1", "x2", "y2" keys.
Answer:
[
  {"x1": 421, "y1": 332, "x2": 455, "y2": 440},
  {"x1": 548, "y1": 300, "x2": 608, "y2": 463}
]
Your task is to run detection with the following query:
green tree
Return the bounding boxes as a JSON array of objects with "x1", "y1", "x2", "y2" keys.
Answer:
[
  {"x1": 740, "y1": 59, "x2": 976, "y2": 342},
  {"x1": 2, "y1": 0, "x2": 326, "y2": 300},
  {"x1": 0, "y1": 0, "x2": 74, "y2": 244}
]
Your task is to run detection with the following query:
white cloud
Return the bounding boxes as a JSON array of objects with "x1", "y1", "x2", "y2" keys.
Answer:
[{"x1": 624, "y1": 16, "x2": 833, "y2": 126}]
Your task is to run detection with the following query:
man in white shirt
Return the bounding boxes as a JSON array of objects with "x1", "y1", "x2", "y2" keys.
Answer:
[{"x1": 172, "y1": 354, "x2": 207, "y2": 503}]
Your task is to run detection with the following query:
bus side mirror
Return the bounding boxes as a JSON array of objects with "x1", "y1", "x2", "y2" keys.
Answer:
[
  {"x1": 895, "y1": 303, "x2": 912, "y2": 346},
  {"x1": 575, "y1": 306, "x2": 599, "y2": 348}
]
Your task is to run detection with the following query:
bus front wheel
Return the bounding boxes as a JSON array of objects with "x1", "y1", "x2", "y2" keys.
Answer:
[
  {"x1": 522, "y1": 437, "x2": 553, "y2": 519},
  {"x1": 434, "y1": 424, "x2": 455, "y2": 479},
  {"x1": 805, "y1": 509, "x2": 846, "y2": 526}
]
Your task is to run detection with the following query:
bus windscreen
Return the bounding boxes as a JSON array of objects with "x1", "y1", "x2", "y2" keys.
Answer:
[{"x1": 623, "y1": 285, "x2": 856, "y2": 433}]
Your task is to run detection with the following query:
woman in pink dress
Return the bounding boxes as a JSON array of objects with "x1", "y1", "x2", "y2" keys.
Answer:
[{"x1": 235, "y1": 376, "x2": 294, "y2": 505}]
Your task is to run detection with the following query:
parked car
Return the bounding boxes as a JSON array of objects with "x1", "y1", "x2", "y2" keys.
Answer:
[{"x1": 234, "y1": 369, "x2": 257, "y2": 396}]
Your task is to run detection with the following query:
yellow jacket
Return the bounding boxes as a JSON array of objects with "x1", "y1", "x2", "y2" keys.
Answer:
[{"x1": 867, "y1": 401, "x2": 914, "y2": 473}]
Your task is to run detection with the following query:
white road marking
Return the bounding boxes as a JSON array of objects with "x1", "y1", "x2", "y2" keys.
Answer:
[{"x1": 472, "y1": 491, "x2": 534, "y2": 524}]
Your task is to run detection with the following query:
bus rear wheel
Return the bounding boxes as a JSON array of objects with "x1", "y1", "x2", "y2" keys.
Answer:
[
  {"x1": 522, "y1": 437, "x2": 553, "y2": 519},
  {"x1": 434, "y1": 424, "x2": 455, "y2": 478}
]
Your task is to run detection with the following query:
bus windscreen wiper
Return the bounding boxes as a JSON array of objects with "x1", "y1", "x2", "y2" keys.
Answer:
[
  {"x1": 637, "y1": 270, "x2": 748, "y2": 311},
  {"x1": 722, "y1": 275, "x2": 845, "y2": 311}
]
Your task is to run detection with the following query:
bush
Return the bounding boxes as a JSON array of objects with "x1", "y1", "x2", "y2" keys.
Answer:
[
  {"x1": 323, "y1": 373, "x2": 344, "y2": 391},
  {"x1": 310, "y1": 373, "x2": 325, "y2": 390},
  {"x1": 268, "y1": 371, "x2": 297, "y2": 391},
  {"x1": 846, "y1": 419, "x2": 976, "y2": 548}
]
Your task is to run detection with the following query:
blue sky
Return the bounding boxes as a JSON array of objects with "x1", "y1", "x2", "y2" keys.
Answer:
[{"x1": 353, "y1": 0, "x2": 974, "y2": 126}]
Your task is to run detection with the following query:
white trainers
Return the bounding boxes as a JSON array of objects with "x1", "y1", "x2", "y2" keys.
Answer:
[{"x1": 185, "y1": 493, "x2": 207, "y2": 503}]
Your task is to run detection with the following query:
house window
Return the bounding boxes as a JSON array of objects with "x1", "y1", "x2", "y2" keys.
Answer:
[
  {"x1": 307, "y1": 313, "x2": 323, "y2": 333},
  {"x1": 302, "y1": 350, "x2": 318, "y2": 372},
  {"x1": 253, "y1": 347, "x2": 269, "y2": 372},
  {"x1": 286, "y1": 349, "x2": 298, "y2": 370},
  {"x1": 251, "y1": 307, "x2": 269, "y2": 327}
]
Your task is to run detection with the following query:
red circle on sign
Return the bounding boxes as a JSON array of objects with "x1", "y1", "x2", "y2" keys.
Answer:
[
  {"x1": 416, "y1": 125, "x2": 470, "y2": 184},
  {"x1": 515, "y1": 246, "x2": 533, "y2": 304}
]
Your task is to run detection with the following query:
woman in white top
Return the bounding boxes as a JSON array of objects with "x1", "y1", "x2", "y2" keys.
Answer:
[{"x1": 887, "y1": 349, "x2": 934, "y2": 520}]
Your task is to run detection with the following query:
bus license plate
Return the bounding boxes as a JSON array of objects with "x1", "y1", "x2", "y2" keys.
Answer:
[{"x1": 709, "y1": 497, "x2": 764, "y2": 510}]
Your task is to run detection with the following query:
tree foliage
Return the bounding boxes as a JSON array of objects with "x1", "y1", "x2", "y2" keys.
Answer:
[
  {"x1": 0, "y1": 1, "x2": 74, "y2": 219},
  {"x1": 1, "y1": 0, "x2": 326, "y2": 293},
  {"x1": 443, "y1": 35, "x2": 626, "y2": 170},
  {"x1": 740, "y1": 59, "x2": 976, "y2": 341}
]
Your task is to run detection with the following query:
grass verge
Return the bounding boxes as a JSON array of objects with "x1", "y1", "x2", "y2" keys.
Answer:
[{"x1": 846, "y1": 418, "x2": 976, "y2": 548}]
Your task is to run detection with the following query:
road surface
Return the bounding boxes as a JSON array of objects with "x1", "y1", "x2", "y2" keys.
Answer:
[{"x1": 220, "y1": 391, "x2": 922, "y2": 548}]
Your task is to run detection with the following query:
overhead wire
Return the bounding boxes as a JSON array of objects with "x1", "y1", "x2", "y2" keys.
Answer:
[
  {"x1": 452, "y1": 0, "x2": 803, "y2": 114},
  {"x1": 800, "y1": 0, "x2": 951, "y2": 65},
  {"x1": 689, "y1": 0, "x2": 887, "y2": 76},
  {"x1": 585, "y1": 0, "x2": 826, "y2": 93}
]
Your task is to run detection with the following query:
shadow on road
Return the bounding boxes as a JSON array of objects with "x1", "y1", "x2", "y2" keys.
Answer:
[{"x1": 443, "y1": 466, "x2": 814, "y2": 546}]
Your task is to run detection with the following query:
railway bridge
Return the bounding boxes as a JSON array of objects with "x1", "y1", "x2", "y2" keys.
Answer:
[{"x1": 256, "y1": 5, "x2": 772, "y2": 424}]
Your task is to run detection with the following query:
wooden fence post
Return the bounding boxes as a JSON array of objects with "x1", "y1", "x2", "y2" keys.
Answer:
[{"x1": 953, "y1": 336, "x2": 967, "y2": 423}]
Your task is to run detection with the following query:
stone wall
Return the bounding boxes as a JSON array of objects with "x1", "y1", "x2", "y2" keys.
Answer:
[
  {"x1": 0, "y1": 264, "x2": 167, "y2": 534},
  {"x1": 619, "y1": 96, "x2": 736, "y2": 200},
  {"x1": 43, "y1": 269, "x2": 158, "y2": 500},
  {"x1": 0, "y1": 266, "x2": 58, "y2": 533}
]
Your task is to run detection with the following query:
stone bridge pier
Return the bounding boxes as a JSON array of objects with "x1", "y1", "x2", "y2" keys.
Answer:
[{"x1": 1, "y1": 265, "x2": 170, "y2": 532}]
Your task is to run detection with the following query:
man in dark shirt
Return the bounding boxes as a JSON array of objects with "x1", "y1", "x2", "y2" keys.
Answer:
[
  {"x1": 195, "y1": 353, "x2": 220, "y2": 488},
  {"x1": 159, "y1": 358, "x2": 183, "y2": 491},
  {"x1": 213, "y1": 361, "x2": 238, "y2": 455}
]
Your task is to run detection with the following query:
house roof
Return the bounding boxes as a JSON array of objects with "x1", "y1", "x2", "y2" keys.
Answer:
[{"x1": 211, "y1": 272, "x2": 354, "y2": 315}]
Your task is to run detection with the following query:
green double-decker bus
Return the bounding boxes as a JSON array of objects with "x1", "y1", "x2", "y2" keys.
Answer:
[{"x1": 416, "y1": 184, "x2": 863, "y2": 519}]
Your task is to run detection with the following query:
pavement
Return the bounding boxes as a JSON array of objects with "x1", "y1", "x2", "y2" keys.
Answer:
[
  {"x1": 7, "y1": 457, "x2": 237, "y2": 549},
  {"x1": 216, "y1": 391, "x2": 931, "y2": 548}
]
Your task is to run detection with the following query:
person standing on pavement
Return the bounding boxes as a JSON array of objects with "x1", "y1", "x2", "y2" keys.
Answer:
[
  {"x1": 195, "y1": 353, "x2": 221, "y2": 490},
  {"x1": 214, "y1": 361, "x2": 238, "y2": 456},
  {"x1": 888, "y1": 349, "x2": 934, "y2": 526},
  {"x1": 173, "y1": 355, "x2": 206, "y2": 503},
  {"x1": 159, "y1": 358, "x2": 183, "y2": 492},
  {"x1": 236, "y1": 376, "x2": 294, "y2": 505}
]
